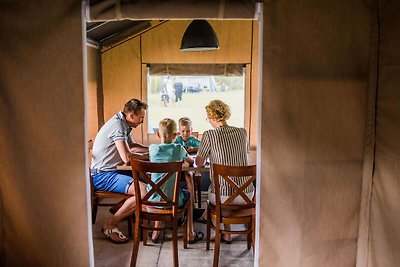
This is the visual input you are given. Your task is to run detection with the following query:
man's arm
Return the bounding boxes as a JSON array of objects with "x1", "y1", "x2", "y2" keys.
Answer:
[
  {"x1": 115, "y1": 140, "x2": 132, "y2": 164},
  {"x1": 128, "y1": 140, "x2": 149, "y2": 153},
  {"x1": 115, "y1": 140, "x2": 149, "y2": 163},
  {"x1": 129, "y1": 141, "x2": 149, "y2": 160}
]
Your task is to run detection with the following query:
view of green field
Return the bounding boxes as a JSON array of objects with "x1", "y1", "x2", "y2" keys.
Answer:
[{"x1": 147, "y1": 90, "x2": 245, "y2": 133}]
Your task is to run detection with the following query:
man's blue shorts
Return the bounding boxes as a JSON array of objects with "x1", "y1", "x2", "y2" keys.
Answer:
[{"x1": 92, "y1": 170, "x2": 132, "y2": 194}]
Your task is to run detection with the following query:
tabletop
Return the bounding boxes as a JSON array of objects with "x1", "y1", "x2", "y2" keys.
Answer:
[
  {"x1": 117, "y1": 163, "x2": 210, "y2": 172},
  {"x1": 117, "y1": 150, "x2": 256, "y2": 172}
]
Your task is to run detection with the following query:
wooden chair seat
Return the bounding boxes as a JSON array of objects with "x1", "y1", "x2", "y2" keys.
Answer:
[
  {"x1": 208, "y1": 203, "x2": 253, "y2": 219},
  {"x1": 93, "y1": 190, "x2": 130, "y2": 198},
  {"x1": 140, "y1": 205, "x2": 188, "y2": 225}
]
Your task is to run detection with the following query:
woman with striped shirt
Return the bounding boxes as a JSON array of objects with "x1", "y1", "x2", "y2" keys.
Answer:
[{"x1": 195, "y1": 100, "x2": 255, "y2": 243}]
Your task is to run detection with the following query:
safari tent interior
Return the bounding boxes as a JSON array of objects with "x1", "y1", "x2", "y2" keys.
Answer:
[{"x1": 1, "y1": 1, "x2": 399, "y2": 267}]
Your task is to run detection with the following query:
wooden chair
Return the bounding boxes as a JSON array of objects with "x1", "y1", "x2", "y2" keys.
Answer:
[
  {"x1": 130, "y1": 159, "x2": 189, "y2": 267},
  {"x1": 206, "y1": 164, "x2": 256, "y2": 267},
  {"x1": 88, "y1": 140, "x2": 133, "y2": 237}
]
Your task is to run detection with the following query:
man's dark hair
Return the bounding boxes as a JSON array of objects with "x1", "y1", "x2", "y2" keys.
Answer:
[{"x1": 123, "y1": 99, "x2": 148, "y2": 115}]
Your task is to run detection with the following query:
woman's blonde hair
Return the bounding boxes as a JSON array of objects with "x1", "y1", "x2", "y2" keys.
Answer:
[
  {"x1": 205, "y1": 100, "x2": 231, "y2": 121},
  {"x1": 158, "y1": 118, "x2": 177, "y2": 138}
]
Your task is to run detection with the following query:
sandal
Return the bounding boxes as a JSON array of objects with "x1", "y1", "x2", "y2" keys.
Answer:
[
  {"x1": 189, "y1": 231, "x2": 204, "y2": 244},
  {"x1": 102, "y1": 227, "x2": 129, "y2": 244},
  {"x1": 221, "y1": 236, "x2": 232, "y2": 244},
  {"x1": 148, "y1": 231, "x2": 162, "y2": 244}
]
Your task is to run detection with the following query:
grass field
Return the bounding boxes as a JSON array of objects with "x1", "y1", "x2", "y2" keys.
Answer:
[{"x1": 147, "y1": 90, "x2": 245, "y2": 133}]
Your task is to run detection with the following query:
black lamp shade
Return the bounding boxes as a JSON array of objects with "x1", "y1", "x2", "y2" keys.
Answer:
[{"x1": 180, "y1": 20, "x2": 220, "y2": 51}]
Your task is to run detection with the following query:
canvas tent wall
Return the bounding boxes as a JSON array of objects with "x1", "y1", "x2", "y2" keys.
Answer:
[{"x1": 0, "y1": 0, "x2": 399, "y2": 267}]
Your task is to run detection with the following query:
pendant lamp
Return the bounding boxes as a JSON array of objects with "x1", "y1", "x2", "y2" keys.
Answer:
[{"x1": 180, "y1": 20, "x2": 219, "y2": 51}]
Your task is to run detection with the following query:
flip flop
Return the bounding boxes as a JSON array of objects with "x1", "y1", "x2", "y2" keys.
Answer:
[
  {"x1": 148, "y1": 231, "x2": 162, "y2": 244},
  {"x1": 189, "y1": 231, "x2": 204, "y2": 244},
  {"x1": 102, "y1": 227, "x2": 129, "y2": 244},
  {"x1": 221, "y1": 236, "x2": 232, "y2": 244}
]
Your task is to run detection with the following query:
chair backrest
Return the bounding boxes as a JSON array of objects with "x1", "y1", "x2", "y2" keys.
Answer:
[
  {"x1": 191, "y1": 131, "x2": 199, "y2": 138},
  {"x1": 130, "y1": 159, "x2": 184, "y2": 212},
  {"x1": 212, "y1": 164, "x2": 256, "y2": 210}
]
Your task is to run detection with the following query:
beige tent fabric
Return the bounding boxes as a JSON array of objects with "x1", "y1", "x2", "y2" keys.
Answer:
[
  {"x1": 87, "y1": 0, "x2": 258, "y2": 21},
  {"x1": 262, "y1": 1, "x2": 373, "y2": 266},
  {"x1": 1, "y1": 1, "x2": 400, "y2": 267},
  {"x1": 0, "y1": 1, "x2": 92, "y2": 266},
  {"x1": 368, "y1": 1, "x2": 400, "y2": 266}
]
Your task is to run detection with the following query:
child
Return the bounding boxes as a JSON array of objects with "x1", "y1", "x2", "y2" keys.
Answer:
[
  {"x1": 148, "y1": 118, "x2": 203, "y2": 244},
  {"x1": 174, "y1": 117, "x2": 201, "y2": 153}
]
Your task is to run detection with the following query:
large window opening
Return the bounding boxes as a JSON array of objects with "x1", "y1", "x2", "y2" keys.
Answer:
[{"x1": 146, "y1": 64, "x2": 246, "y2": 133}]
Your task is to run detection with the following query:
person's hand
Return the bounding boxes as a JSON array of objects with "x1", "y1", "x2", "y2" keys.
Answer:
[
  {"x1": 130, "y1": 152, "x2": 149, "y2": 161},
  {"x1": 186, "y1": 147, "x2": 195, "y2": 153}
]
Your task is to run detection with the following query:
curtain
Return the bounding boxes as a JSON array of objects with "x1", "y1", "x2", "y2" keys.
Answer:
[{"x1": 148, "y1": 64, "x2": 244, "y2": 76}]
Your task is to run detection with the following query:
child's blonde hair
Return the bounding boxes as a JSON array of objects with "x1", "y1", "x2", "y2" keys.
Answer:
[
  {"x1": 158, "y1": 118, "x2": 177, "y2": 138},
  {"x1": 178, "y1": 117, "x2": 193, "y2": 128}
]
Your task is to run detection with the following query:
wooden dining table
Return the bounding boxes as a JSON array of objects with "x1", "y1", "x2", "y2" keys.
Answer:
[
  {"x1": 117, "y1": 150, "x2": 256, "y2": 172},
  {"x1": 117, "y1": 162, "x2": 210, "y2": 172}
]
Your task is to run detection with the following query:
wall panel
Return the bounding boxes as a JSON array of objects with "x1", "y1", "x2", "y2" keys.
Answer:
[
  {"x1": 250, "y1": 21, "x2": 260, "y2": 149},
  {"x1": 102, "y1": 37, "x2": 144, "y2": 143},
  {"x1": 141, "y1": 20, "x2": 252, "y2": 64},
  {"x1": 87, "y1": 46, "x2": 99, "y2": 142}
]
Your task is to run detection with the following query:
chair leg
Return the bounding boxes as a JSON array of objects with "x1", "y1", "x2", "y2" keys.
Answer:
[
  {"x1": 206, "y1": 206, "x2": 211, "y2": 250},
  {"x1": 130, "y1": 218, "x2": 141, "y2": 267},
  {"x1": 196, "y1": 174, "x2": 202, "y2": 208},
  {"x1": 91, "y1": 198, "x2": 99, "y2": 224},
  {"x1": 183, "y1": 213, "x2": 188, "y2": 249},
  {"x1": 213, "y1": 222, "x2": 221, "y2": 267},
  {"x1": 247, "y1": 222, "x2": 252, "y2": 250},
  {"x1": 143, "y1": 220, "x2": 148, "y2": 246},
  {"x1": 172, "y1": 220, "x2": 179, "y2": 267},
  {"x1": 127, "y1": 216, "x2": 133, "y2": 238},
  {"x1": 252, "y1": 215, "x2": 256, "y2": 253}
]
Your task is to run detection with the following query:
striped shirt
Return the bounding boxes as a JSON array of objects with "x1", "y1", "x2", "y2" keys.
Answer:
[{"x1": 197, "y1": 126, "x2": 254, "y2": 196}]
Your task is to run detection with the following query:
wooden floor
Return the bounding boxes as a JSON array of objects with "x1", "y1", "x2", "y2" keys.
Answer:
[{"x1": 92, "y1": 193, "x2": 254, "y2": 267}]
